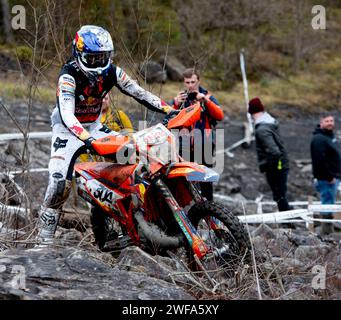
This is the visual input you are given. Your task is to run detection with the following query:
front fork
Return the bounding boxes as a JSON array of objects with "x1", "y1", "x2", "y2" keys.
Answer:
[
  {"x1": 154, "y1": 179, "x2": 210, "y2": 259},
  {"x1": 187, "y1": 181, "x2": 226, "y2": 233}
]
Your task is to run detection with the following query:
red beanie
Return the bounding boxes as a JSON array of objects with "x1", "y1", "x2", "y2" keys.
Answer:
[{"x1": 248, "y1": 97, "x2": 265, "y2": 114}]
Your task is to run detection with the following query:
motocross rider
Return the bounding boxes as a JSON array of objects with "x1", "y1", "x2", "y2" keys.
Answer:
[{"x1": 36, "y1": 25, "x2": 175, "y2": 244}]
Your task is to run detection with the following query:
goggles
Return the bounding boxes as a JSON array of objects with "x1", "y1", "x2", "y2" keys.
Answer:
[{"x1": 80, "y1": 51, "x2": 112, "y2": 68}]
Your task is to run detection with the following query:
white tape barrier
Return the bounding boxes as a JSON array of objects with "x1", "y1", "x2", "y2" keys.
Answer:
[
  {"x1": 255, "y1": 218, "x2": 341, "y2": 224},
  {"x1": 237, "y1": 206, "x2": 341, "y2": 224},
  {"x1": 0, "y1": 132, "x2": 52, "y2": 141},
  {"x1": 0, "y1": 203, "x2": 29, "y2": 221},
  {"x1": 257, "y1": 200, "x2": 341, "y2": 206},
  {"x1": 237, "y1": 209, "x2": 310, "y2": 224},
  {"x1": 6, "y1": 168, "x2": 49, "y2": 177},
  {"x1": 308, "y1": 204, "x2": 341, "y2": 212}
]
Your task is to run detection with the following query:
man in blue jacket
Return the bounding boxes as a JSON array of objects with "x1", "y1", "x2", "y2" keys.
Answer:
[{"x1": 310, "y1": 114, "x2": 341, "y2": 235}]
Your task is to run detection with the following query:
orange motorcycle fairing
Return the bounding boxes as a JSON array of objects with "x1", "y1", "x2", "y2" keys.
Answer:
[
  {"x1": 92, "y1": 135, "x2": 132, "y2": 155},
  {"x1": 167, "y1": 103, "x2": 201, "y2": 129}
]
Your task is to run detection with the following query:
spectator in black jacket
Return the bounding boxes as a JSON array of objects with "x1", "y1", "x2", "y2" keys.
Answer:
[
  {"x1": 248, "y1": 97, "x2": 291, "y2": 212},
  {"x1": 310, "y1": 114, "x2": 341, "y2": 234}
]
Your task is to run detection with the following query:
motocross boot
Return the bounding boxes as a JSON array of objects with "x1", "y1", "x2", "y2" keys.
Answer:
[{"x1": 36, "y1": 207, "x2": 61, "y2": 245}]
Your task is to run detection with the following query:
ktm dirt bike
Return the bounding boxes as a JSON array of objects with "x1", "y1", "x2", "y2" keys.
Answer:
[{"x1": 74, "y1": 104, "x2": 250, "y2": 275}]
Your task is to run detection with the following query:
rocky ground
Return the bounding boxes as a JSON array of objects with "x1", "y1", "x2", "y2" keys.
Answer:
[
  {"x1": 0, "y1": 98, "x2": 340, "y2": 300},
  {"x1": 0, "y1": 225, "x2": 340, "y2": 300}
]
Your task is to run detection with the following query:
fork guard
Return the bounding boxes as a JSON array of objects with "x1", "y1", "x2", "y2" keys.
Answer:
[{"x1": 166, "y1": 163, "x2": 219, "y2": 182}]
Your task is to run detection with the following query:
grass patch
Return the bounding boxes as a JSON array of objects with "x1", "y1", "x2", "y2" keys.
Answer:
[
  {"x1": 0, "y1": 50, "x2": 340, "y2": 118},
  {"x1": 0, "y1": 79, "x2": 55, "y2": 104}
]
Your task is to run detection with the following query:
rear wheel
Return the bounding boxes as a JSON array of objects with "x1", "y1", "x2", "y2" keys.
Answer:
[{"x1": 186, "y1": 201, "x2": 251, "y2": 280}]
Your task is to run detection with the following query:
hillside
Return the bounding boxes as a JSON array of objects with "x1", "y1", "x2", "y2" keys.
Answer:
[{"x1": 1, "y1": 1, "x2": 341, "y2": 115}]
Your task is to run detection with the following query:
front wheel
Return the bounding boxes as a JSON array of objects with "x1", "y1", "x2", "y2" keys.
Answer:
[{"x1": 186, "y1": 201, "x2": 251, "y2": 278}]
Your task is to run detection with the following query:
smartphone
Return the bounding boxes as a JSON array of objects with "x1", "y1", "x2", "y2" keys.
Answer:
[{"x1": 187, "y1": 92, "x2": 197, "y2": 100}]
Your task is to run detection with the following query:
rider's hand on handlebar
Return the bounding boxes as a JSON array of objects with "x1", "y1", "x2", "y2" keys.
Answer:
[
  {"x1": 84, "y1": 136, "x2": 96, "y2": 154},
  {"x1": 162, "y1": 109, "x2": 180, "y2": 126},
  {"x1": 161, "y1": 103, "x2": 175, "y2": 114}
]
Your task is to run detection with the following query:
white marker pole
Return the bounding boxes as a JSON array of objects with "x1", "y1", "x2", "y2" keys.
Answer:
[{"x1": 240, "y1": 49, "x2": 254, "y2": 137}]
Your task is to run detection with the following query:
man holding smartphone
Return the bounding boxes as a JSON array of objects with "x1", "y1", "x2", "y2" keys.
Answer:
[{"x1": 172, "y1": 68, "x2": 224, "y2": 201}]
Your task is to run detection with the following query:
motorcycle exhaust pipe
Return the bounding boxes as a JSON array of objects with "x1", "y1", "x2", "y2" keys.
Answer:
[{"x1": 135, "y1": 211, "x2": 183, "y2": 249}]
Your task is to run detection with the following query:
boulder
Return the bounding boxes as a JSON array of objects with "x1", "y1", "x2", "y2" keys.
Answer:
[
  {"x1": 117, "y1": 246, "x2": 182, "y2": 282},
  {"x1": 252, "y1": 224, "x2": 276, "y2": 239},
  {"x1": 116, "y1": 246, "x2": 203, "y2": 293},
  {"x1": 281, "y1": 284, "x2": 314, "y2": 300},
  {"x1": 294, "y1": 245, "x2": 330, "y2": 264},
  {"x1": 139, "y1": 61, "x2": 167, "y2": 83},
  {"x1": 267, "y1": 236, "x2": 294, "y2": 257},
  {"x1": 262, "y1": 257, "x2": 307, "y2": 275},
  {"x1": 159, "y1": 56, "x2": 186, "y2": 81},
  {"x1": 0, "y1": 247, "x2": 194, "y2": 300},
  {"x1": 287, "y1": 232, "x2": 322, "y2": 246}
]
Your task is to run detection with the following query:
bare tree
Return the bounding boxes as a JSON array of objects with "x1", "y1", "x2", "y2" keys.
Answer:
[{"x1": 1, "y1": 0, "x2": 14, "y2": 44}]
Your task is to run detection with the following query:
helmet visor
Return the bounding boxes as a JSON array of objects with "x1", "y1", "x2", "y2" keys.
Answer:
[{"x1": 80, "y1": 51, "x2": 112, "y2": 68}]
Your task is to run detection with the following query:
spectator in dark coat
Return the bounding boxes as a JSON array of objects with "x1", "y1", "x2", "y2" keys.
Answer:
[
  {"x1": 310, "y1": 114, "x2": 341, "y2": 235},
  {"x1": 248, "y1": 97, "x2": 291, "y2": 212}
]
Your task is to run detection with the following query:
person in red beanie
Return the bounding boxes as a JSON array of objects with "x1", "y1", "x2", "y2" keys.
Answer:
[{"x1": 248, "y1": 97, "x2": 292, "y2": 212}]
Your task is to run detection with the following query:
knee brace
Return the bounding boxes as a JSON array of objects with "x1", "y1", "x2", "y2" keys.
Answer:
[{"x1": 43, "y1": 172, "x2": 72, "y2": 209}]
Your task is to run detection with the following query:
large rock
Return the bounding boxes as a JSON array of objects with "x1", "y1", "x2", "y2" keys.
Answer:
[
  {"x1": 287, "y1": 232, "x2": 322, "y2": 246},
  {"x1": 117, "y1": 246, "x2": 185, "y2": 283},
  {"x1": 294, "y1": 245, "x2": 330, "y2": 263},
  {"x1": 159, "y1": 56, "x2": 186, "y2": 81},
  {"x1": 262, "y1": 257, "x2": 307, "y2": 275},
  {"x1": 139, "y1": 61, "x2": 167, "y2": 83},
  {"x1": 281, "y1": 284, "x2": 314, "y2": 300},
  {"x1": 116, "y1": 246, "x2": 213, "y2": 295},
  {"x1": 252, "y1": 224, "x2": 276, "y2": 239},
  {"x1": 0, "y1": 247, "x2": 194, "y2": 300}
]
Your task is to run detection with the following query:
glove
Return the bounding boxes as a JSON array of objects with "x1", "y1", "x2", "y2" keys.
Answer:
[
  {"x1": 161, "y1": 102, "x2": 173, "y2": 114},
  {"x1": 162, "y1": 109, "x2": 180, "y2": 126},
  {"x1": 83, "y1": 137, "x2": 96, "y2": 154}
]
